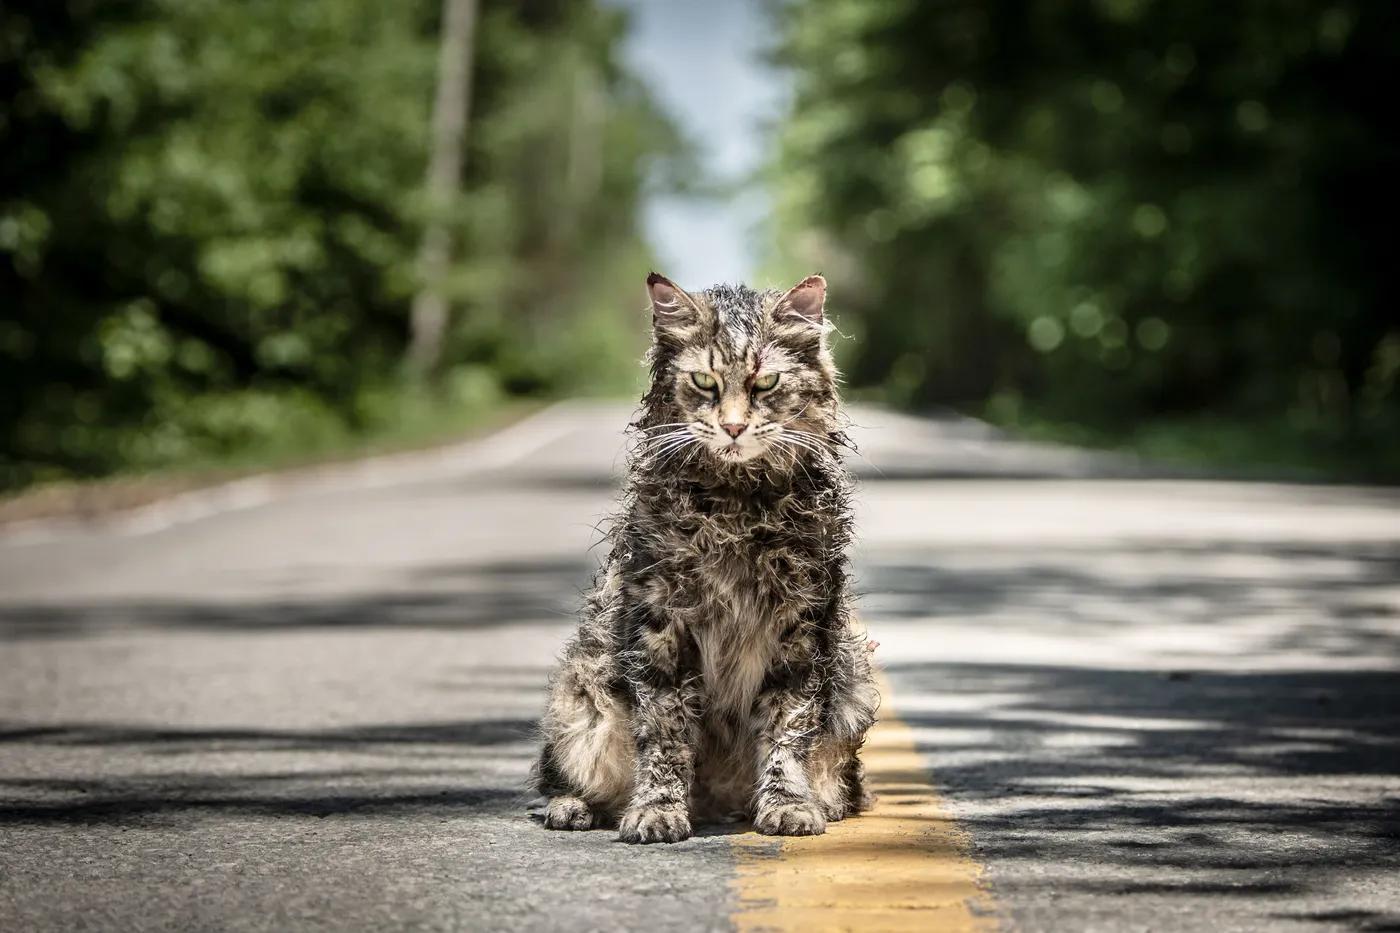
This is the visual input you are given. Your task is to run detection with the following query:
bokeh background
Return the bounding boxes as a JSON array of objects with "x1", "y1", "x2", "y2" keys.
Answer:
[{"x1": 3, "y1": 0, "x2": 1397, "y2": 497}]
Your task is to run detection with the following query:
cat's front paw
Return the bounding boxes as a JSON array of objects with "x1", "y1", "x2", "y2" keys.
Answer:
[
  {"x1": 618, "y1": 805, "x2": 692, "y2": 844},
  {"x1": 543, "y1": 795, "x2": 596, "y2": 831},
  {"x1": 755, "y1": 802, "x2": 827, "y2": 836}
]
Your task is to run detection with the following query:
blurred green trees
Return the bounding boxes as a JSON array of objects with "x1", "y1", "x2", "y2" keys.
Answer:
[
  {"x1": 1, "y1": 0, "x2": 681, "y2": 490},
  {"x1": 769, "y1": 0, "x2": 1399, "y2": 477}
]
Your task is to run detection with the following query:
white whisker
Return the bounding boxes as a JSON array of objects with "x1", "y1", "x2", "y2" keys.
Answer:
[
  {"x1": 649, "y1": 438, "x2": 693, "y2": 461},
  {"x1": 653, "y1": 438, "x2": 699, "y2": 472},
  {"x1": 641, "y1": 430, "x2": 693, "y2": 451}
]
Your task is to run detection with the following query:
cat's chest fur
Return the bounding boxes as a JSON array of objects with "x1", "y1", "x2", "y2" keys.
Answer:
[{"x1": 640, "y1": 483, "x2": 831, "y2": 713}]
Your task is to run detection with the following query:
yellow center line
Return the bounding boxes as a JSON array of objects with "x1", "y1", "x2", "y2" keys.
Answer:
[{"x1": 729, "y1": 675, "x2": 999, "y2": 932}]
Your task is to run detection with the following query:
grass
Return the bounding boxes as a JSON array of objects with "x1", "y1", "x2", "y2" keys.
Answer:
[
  {"x1": 0, "y1": 395, "x2": 544, "y2": 529},
  {"x1": 984, "y1": 405, "x2": 1400, "y2": 485}
]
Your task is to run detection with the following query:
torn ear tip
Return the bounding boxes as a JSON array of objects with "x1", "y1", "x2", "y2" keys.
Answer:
[{"x1": 646, "y1": 271, "x2": 669, "y2": 287}]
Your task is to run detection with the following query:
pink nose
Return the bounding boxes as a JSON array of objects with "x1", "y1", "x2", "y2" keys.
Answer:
[{"x1": 721, "y1": 423, "x2": 747, "y2": 438}]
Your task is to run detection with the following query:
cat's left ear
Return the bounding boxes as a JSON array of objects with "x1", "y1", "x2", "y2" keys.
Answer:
[
  {"x1": 647, "y1": 272, "x2": 704, "y2": 325},
  {"x1": 774, "y1": 275, "x2": 826, "y2": 325},
  {"x1": 647, "y1": 272, "x2": 708, "y2": 344}
]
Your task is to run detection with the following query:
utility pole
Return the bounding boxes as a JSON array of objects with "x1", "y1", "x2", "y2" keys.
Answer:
[{"x1": 408, "y1": 0, "x2": 479, "y2": 379}]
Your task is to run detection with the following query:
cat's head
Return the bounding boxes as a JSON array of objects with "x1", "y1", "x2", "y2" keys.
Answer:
[{"x1": 639, "y1": 272, "x2": 842, "y2": 468}]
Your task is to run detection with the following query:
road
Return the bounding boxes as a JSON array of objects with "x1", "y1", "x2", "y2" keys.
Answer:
[{"x1": 1, "y1": 401, "x2": 1397, "y2": 932}]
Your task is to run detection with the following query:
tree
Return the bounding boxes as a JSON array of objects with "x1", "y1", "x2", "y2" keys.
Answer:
[
  {"x1": 409, "y1": 0, "x2": 479, "y2": 379},
  {"x1": 768, "y1": 0, "x2": 1399, "y2": 474},
  {"x1": 0, "y1": 0, "x2": 689, "y2": 490}
]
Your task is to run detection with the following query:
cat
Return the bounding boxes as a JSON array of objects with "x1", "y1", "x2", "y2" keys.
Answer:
[{"x1": 531, "y1": 272, "x2": 879, "y2": 844}]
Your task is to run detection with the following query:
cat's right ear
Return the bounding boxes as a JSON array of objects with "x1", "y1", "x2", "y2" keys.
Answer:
[{"x1": 647, "y1": 272, "x2": 704, "y2": 335}]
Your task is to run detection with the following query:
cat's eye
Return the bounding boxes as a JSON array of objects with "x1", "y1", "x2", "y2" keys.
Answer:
[
  {"x1": 691, "y1": 372, "x2": 718, "y2": 391},
  {"x1": 752, "y1": 373, "x2": 780, "y2": 391}
]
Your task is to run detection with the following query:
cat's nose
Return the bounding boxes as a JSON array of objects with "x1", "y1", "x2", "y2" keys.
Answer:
[{"x1": 720, "y1": 423, "x2": 747, "y2": 438}]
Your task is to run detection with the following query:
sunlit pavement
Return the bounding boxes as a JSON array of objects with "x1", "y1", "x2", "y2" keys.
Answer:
[{"x1": 1, "y1": 401, "x2": 1397, "y2": 933}]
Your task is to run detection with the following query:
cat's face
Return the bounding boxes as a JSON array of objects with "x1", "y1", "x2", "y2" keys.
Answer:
[{"x1": 644, "y1": 274, "x2": 837, "y2": 466}]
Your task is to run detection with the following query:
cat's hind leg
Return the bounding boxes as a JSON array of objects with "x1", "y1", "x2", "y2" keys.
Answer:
[
  {"x1": 844, "y1": 749, "x2": 876, "y2": 813},
  {"x1": 802, "y1": 627, "x2": 881, "y2": 822},
  {"x1": 807, "y1": 739, "x2": 860, "y2": 822},
  {"x1": 534, "y1": 656, "x2": 635, "y2": 830}
]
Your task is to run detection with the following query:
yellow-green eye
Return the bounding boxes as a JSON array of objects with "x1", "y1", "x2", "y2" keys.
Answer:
[
  {"x1": 753, "y1": 373, "x2": 780, "y2": 391},
  {"x1": 691, "y1": 372, "x2": 717, "y2": 391}
]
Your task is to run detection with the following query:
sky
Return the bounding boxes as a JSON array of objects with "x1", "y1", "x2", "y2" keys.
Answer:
[{"x1": 601, "y1": 0, "x2": 790, "y2": 289}]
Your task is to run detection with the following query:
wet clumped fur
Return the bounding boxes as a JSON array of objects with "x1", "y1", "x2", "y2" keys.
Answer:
[{"x1": 532, "y1": 273, "x2": 880, "y2": 843}]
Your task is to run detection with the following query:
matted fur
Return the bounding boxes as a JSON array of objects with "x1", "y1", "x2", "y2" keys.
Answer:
[{"x1": 532, "y1": 274, "x2": 880, "y2": 844}]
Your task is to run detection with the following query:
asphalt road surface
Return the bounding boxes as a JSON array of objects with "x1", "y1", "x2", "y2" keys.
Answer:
[{"x1": 1, "y1": 401, "x2": 1397, "y2": 933}]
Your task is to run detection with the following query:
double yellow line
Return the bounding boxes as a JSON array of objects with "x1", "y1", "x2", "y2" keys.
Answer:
[{"x1": 729, "y1": 679, "x2": 1000, "y2": 932}]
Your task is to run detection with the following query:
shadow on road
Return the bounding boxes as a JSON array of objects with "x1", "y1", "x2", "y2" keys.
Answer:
[
  {"x1": 859, "y1": 532, "x2": 1400, "y2": 930},
  {"x1": 0, "y1": 715, "x2": 543, "y2": 826},
  {"x1": 860, "y1": 537, "x2": 1400, "y2": 659},
  {"x1": 0, "y1": 554, "x2": 582, "y2": 828},
  {"x1": 0, "y1": 718, "x2": 537, "y2": 750},
  {"x1": 884, "y1": 661, "x2": 1400, "y2": 929},
  {"x1": 0, "y1": 556, "x2": 598, "y2": 639},
  {"x1": 1, "y1": 528, "x2": 1397, "y2": 929},
  {"x1": 0, "y1": 783, "x2": 526, "y2": 825}
]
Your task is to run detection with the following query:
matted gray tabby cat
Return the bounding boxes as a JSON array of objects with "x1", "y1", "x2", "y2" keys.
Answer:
[{"x1": 532, "y1": 272, "x2": 879, "y2": 844}]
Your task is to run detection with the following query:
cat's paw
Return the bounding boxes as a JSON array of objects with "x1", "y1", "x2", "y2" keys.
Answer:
[
  {"x1": 543, "y1": 796, "x2": 596, "y2": 831},
  {"x1": 618, "y1": 805, "x2": 692, "y2": 844},
  {"x1": 755, "y1": 802, "x2": 827, "y2": 836}
]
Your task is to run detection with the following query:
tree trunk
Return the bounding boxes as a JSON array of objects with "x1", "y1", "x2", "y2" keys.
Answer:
[{"x1": 408, "y1": 0, "x2": 479, "y2": 379}]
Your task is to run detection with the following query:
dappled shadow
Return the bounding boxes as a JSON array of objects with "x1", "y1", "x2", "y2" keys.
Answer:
[
  {"x1": 0, "y1": 555, "x2": 578, "y2": 827},
  {"x1": 885, "y1": 660, "x2": 1400, "y2": 928},
  {"x1": 0, "y1": 718, "x2": 538, "y2": 750},
  {"x1": 859, "y1": 527, "x2": 1400, "y2": 929},
  {"x1": 0, "y1": 786, "x2": 525, "y2": 826},
  {"x1": 2, "y1": 489, "x2": 1397, "y2": 927},
  {"x1": 891, "y1": 662, "x2": 1400, "y2": 788},
  {"x1": 1278, "y1": 910, "x2": 1400, "y2": 933},
  {"x1": 0, "y1": 555, "x2": 597, "y2": 639},
  {"x1": 858, "y1": 537, "x2": 1400, "y2": 660},
  {"x1": 0, "y1": 715, "x2": 540, "y2": 826}
]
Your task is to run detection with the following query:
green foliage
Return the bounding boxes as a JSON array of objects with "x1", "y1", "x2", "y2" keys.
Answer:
[
  {"x1": 0, "y1": 0, "x2": 676, "y2": 490},
  {"x1": 768, "y1": 0, "x2": 1399, "y2": 476}
]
